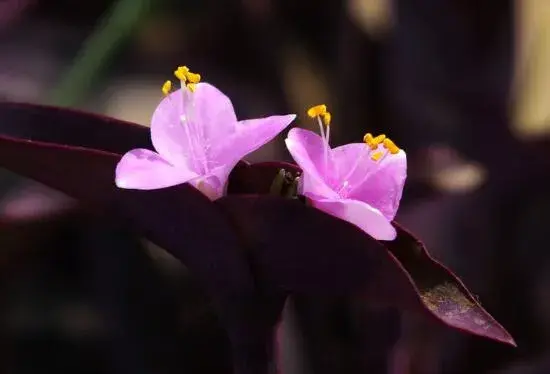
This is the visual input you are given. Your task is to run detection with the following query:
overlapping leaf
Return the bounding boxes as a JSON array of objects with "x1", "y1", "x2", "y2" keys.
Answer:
[{"x1": 0, "y1": 102, "x2": 515, "y2": 347}]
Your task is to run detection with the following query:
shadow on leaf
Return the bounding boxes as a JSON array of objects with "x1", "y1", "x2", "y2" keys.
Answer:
[{"x1": 222, "y1": 161, "x2": 516, "y2": 346}]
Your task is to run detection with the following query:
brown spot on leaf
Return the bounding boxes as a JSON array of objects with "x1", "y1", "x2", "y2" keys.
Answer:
[{"x1": 420, "y1": 282, "x2": 474, "y2": 313}]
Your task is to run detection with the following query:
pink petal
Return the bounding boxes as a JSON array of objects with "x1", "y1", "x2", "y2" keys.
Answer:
[
  {"x1": 285, "y1": 128, "x2": 339, "y2": 199},
  {"x1": 188, "y1": 165, "x2": 233, "y2": 201},
  {"x1": 332, "y1": 143, "x2": 372, "y2": 183},
  {"x1": 150, "y1": 90, "x2": 193, "y2": 166},
  {"x1": 115, "y1": 148, "x2": 198, "y2": 190},
  {"x1": 192, "y1": 83, "x2": 238, "y2": 149},
  {"x1": 190, "y1": 177, "x2": 222, "y2": 201},
  {"x1": 310, "y1": 197, "x2": 397, "y2": 241},
  {"x1": 213, "y1": 114, "x2": 296, "y2": 166},
  {"x1": 346, "y1": 150, "x2": 407, "y2": 221},
  {"x1": 150, "y1": 83, "x2": 237, "y2": 167}
]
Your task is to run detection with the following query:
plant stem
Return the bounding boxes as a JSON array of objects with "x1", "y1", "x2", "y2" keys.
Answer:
[{"x1": 50, "y1": 0, "x2": 151, "y2": 107}]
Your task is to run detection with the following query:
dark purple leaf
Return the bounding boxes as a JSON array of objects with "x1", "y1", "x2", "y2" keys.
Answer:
[
  {"x1": 0, "y1": 103, "x2": 289, "y2": 374},
  {"x1": 0, "y1": 102, "x2": 515, "y2": 370},
  {"x1": 0, "y1": 102, "x2": 254, "y2": 297},
  {"x1": 0, "y1": 183, "x2": 77, "y2": 223},
  {"x1": 220, "y1": 162, "x2": 516, "y2": 346},
  {"x1": 0, "y1": 102, "x2": 152, "y2": 152}
]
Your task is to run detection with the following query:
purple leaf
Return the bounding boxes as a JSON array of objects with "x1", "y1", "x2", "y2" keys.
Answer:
[
  {"x1": 0, "y1": 102, "x2": 152, "y2": 152},
  {"x1": 0, "y1": 102, "x2": 515, "y2": 358},
  {"x1": 0, "y1": 183, "x2": 77, "y2": 223},
  {"x1": 0, "y1": 102, "x2": 254, "y2": 297},
  {"x1": 221, "y1": 162, "x2": 516, "y2": 346}
]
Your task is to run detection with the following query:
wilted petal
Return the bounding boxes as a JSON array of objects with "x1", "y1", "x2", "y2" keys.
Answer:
[
  {"x1": 115, "y1": 148, "x2": 198, "y2": 190},
  {"x1": 311, "y1": 197, "x2": 397, "y2": 240},
  {"x1": 347, "y1": 150, "x2": 407, "y2": 221},
  {"x1": 285, "y1": 128, "x2": 339, "y2": 199},
  {"x1": 213, "y1": 114, "x2": 296, "y2": 166}
]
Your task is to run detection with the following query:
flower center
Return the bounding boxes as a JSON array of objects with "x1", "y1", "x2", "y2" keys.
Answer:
[
  {"x1": 162, "y1": 66, "x2": 208, "y2": 173},
  {"x1": 338, "y1": 132, "x2": 400, "y2": 197},
  {"x1": 305, "y1": 104, "x2": 401, "y2": 198}
]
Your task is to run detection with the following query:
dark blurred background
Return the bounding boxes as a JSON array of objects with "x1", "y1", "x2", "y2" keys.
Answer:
[{"x1": 1, "y1": 0, "x2": 550, "y2": 373}]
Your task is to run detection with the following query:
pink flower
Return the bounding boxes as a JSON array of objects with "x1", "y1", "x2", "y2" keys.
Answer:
[
  {"x1": 115, "y1": 66, "x2": 296, "y2": 200},
  {"x1": 285, "y1": 105, "x2": 406, "y2": 240}
]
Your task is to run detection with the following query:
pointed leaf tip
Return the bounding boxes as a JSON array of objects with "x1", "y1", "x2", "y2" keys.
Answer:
[
  {"x1": 216, "y1": 174, "x2": 516, "y2": 346},
  {"x1": 386, "y1": 224, "x2": 516, "y2": 346}
]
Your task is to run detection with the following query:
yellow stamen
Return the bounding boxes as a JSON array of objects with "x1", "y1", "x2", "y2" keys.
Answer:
[
  {"x1": 363, "y1": 133, "x2": 376, "y2": 149},
  {"x1": 367, "y1": 133, "x2": 384, "y2": 150},
  {"x1": 307, "y1": 104, "x2": 327, "y2": 118},
  {"x1": 322, "y1": 112, "x2": 331, "y2": 126},
  {"x1": 174, "y1": 66, "x2": 189, "y2": 82},
  {"x1": 363, "y1": 133, "x2": 374, "y2": 144},
  {"x1": 362, "y1": 133, "x2": 387, "y2": 150},
  {"x1": 373, "y1": 134, "x2": 386, "y2": 144},
  {"x1": 161, "y1": 80, "x2": 172, "y2": 96},
  {"x1": 383, "y1": 138, "x2": 400, "y2": 154},
  {"x1": 174, "y1": 65, "x2": 201, "y2": 92},
  {"x1": 185, "y1": 72, "x2": 201, "y2": 84},
  {"x1": 371, "y1": 151, "x2": 383, "y2": 161}
]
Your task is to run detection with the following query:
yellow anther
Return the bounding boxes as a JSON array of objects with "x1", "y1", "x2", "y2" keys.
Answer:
[
  {"x1": 373, "y1": 134, "x2": 386, "y2": 144},
  {"x1": 383, "y1": 138, "x2": 400, "y2": 154},
  {"x1": 363, "y1": 132, "x2": 378, "y2": 150},
  {"x1": 161, "y1": 80, "x2": 172, "y2": 96},
  {"x1": 367, "y1": 133, "x2": 385, "y2": 150},
  {"x1": 370, "y1": 151, "x2": 384, "y2": 161},
  {"x1": 187, "y1": 83, "x2": 197, "y2": 92},
  {"x1": 174, "y1": 66, "x2": 189, "y2": 81},
  {"x1": 322, "y1": 112, "x2": 332, "y2": 126},
  {"x1": 307, "y1": 104, "x2": 327, "y2": 118},
  {"x1": 363, "y1": 133, "x2": 374, "y2": 144},
  {"x1": 185, "y1": 71, "x2": 201, "y2": 84}
]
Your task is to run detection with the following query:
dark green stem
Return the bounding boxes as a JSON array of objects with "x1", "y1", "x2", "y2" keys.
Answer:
[
  {"x1": 269, "y1": 169, "x2": 301, "y2": 199},
  {"x1": 50, "y1": 0, "x2": 152, "y2": 107}
]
